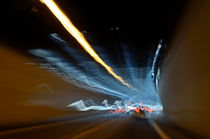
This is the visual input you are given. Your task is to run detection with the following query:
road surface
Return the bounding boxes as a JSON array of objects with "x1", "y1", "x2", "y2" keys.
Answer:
[{"x1": 0, "y1": 112, "x2": 190, "y2": 139}]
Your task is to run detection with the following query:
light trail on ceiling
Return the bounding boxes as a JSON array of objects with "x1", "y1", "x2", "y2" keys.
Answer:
[{"x1": 40, "y1": 0, "x2": 133, "y2": 89}]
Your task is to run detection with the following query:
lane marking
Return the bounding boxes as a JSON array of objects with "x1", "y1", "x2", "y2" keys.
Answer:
[
  {"x1": 70, "y1": 115, "x2": 124, "y2": 139},
  {"x1": 0, "y1": 114, "x2": 108, "y2": 135},
  {"x1": 149, "y1": 119, "x2": 170, "y2": 139}
]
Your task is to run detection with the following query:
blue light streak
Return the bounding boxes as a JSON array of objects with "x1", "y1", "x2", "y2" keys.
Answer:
[{"x1": 29, "y1": 33, "x2": 163, "y2": 114}]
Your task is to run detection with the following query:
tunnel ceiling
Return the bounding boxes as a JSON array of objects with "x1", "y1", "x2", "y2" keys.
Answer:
[{"x1": 1, "y1": 0, "x2": 188, "y2": 66}]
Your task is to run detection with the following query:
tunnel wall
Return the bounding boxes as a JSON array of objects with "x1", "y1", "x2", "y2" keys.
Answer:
[
  {"x1": 0, "y1": 45, "x2": 115, "y2": 126},
  {"x1": 159, "y1": 0, "x2": 210, "y2": 137}
]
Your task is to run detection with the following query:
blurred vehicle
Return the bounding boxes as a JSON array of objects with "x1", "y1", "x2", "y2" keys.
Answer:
[{"x1": 133, "y1": 108, "x2": 146, "y2": 119}]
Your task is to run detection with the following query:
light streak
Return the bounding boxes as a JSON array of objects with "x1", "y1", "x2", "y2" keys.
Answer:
[
  {"x1": 67, "y1": 99, "x2": 159, "y2": 115},
  {"x1": 40, "y1": 0, "x2": 132, "y2": 89},
  {"x1": 29, "y1": 49, "x2": 129, "y2": 98},
  {"x1": 30, "y1": 45, "x2": 163, "y2": 111},
  {"x1": 37, "y1": 84, "x2": 54, "y2": 93},
  {"x1": 151, "y1": 40, "x2": 163, "y2": 78}
]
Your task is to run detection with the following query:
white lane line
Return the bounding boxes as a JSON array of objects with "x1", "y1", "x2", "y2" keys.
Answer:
[{"x1": 149, "y1": 119, "x2": 170, "y2": 139}]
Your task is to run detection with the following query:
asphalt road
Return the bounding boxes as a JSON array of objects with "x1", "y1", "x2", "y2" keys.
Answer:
[{"x1": 0, "y1": 113, "x2": 166, "y2": 139}]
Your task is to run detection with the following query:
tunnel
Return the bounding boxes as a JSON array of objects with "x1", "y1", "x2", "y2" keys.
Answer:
[{"x1": 0, "y1": 0, "x2": 210, "y2": 138}]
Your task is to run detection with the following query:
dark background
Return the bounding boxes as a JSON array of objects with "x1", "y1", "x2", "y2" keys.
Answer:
[{"x1": 1, "y1": 0, "x2": 189, "y2": 66}]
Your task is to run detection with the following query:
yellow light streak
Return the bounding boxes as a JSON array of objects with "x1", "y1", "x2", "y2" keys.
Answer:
[{"x1": 40, "y1": 0, "x2": 132, "y2": 88}]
